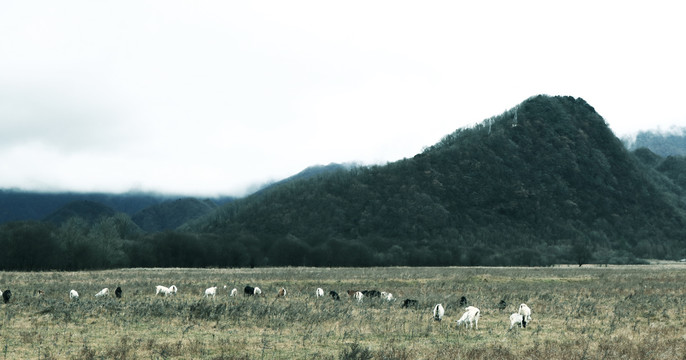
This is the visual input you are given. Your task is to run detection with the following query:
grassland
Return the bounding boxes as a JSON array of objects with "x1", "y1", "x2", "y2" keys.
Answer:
[{"x1": 0, "y1": 264, "x2": 685, "y2": 359}]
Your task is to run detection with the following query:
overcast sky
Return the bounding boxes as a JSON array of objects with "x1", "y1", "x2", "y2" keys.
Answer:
[{"x1": 1, "y1": 1, "x2": 684, "y2": 196}]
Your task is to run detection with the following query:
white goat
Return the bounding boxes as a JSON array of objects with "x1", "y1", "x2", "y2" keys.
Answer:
[
  {"x1": 95, "y1": 288, "x2": 109, "y2": 297},
  {"x1": 230, "y1": 288, "x2": 238, "y2": 297},
  {"x1": 433, "y1": 303, "x2": 445, "y2": 321},
  {"x1": 69, "y1": 289, "x2": 79, "y2": 300},
  {"x1": 456, "y1": 306, "x2": 480, "y2": 329},
  {"x1": 518, "y1": 303, "x2": 532, "y2": 328},
  {"x1": 254, "y1": 287, "x2": 262, "y2": 296},
  {"x1": 381, "y1": 291, "x2": 394, "y2": 301},
  {"x1": 155, "y1": 285, "x2": 177, "y2": 296},
  {"x1": 509, "y1": 313, "x2": 524, "y2": 329},
  {"x1": 316, "y1": 288, "x2": 324, "y2": 297},
  {"x1": 204, "y1": 286, "x2": 217, "y2": 298},
  {"x1": 354, "y1": 291, "x2": 364, "y2": 302}
]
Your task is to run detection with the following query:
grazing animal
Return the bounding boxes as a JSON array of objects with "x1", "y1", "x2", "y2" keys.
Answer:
[
  {"x1": 155, "y1": 285, "x2": 176, "y2": 296},
  {"x1": 2, "y1": 289, "x2": 11, "y2": 304},
  {"x1": 254, "y1": 287, "x2": 262, "y2": 296},
  {"x1": 380, "y1": 292, "x2": 394, "y2": 301},
  {"x1": 354, "y1": 291, "x2": 364, "y2": 302},
  {"x1": 329, "y1": 291, "x2": 340, "y2": 300},
  {"x1": 277, "y1": 287, "x2": 287, "y2": 298},
  {"x1": 459, "y1": 296, "x2": 468, "y2": 306},
  {"x1": 115, "y1": 287, "x2": 122, "y2": 298},
  {"x1": 362, "y1": 290, "x2": 381, "y2": 298},
  {"x1": 518, "y1": 303, "x2": 532, "y2": 328},
  {"x1": 230, "y1": 288, "x2": 238, "y2": 297},
  {"x1": 316, "y1": 288, "x2": 324, "y2": 297},
  {"x1": 433, "y1": 304, "x2": 445, "y2": 321},
  {"x1": 497, "y1": 299, "x2": 507, "y2": 311},
  {"x1": 509, "y1": 313, "x2": 524, "y2": 329},
  {"x1": 402, "y1": 299, "x2": 418, "y2": 308},
  {"x1": 95, "y1": 288, "x2": 109, "y2": 297},
  {"x1": 69, "y1": 289, "x2": 79, "y2": 300},
  {"x1": 204, "y1": 286, "x2": 218, "y2": 298},
  {"x1": 456, "y1": 306, "x2": 480, "y2": 329},
  {"x1": 244, "y1": 286, "x2": 255, "y2": 296},
  {"x1": 346, "y1": 290, "x2": 357, "y2": 298}
]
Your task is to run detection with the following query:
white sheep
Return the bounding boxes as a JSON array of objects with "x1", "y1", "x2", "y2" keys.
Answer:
[
  {"x1": 69, "y1": 289, "x2": 79, "y2": 300},
  {"x1": 518, "y1": 303, "x2": 532, "y2": 328},
  {"x1": 354, "y1": 291, "x2": 364, "y2": 302},
  {"x1": 204, "y1": 286, "x2": 217, "y2": 298},
  {"x1": 433, "y1": 303, "x2": 445, "y2": 321},
  {"x1": 95, "y1": 288, "x2": 109, "y2": 297},
  {"x1": 230, "y1": 288, "x2": 238, "y2": 297},
  {"x1": 509, "y1": 313, "x2": 524, "y2": 329},
  {"x1": 316, "y1": 288, "x2": 324, "y2": 297},
  {"x1": 456, "y1": 306, "x2": 480, "y2": 329}
]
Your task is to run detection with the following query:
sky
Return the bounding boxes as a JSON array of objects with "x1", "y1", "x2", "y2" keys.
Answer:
[{"x1": 1, "y1": 1, "x2": 684, "y2": 196}]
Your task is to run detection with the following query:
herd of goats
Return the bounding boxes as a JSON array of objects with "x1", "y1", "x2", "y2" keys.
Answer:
[{"x1": 11, "y1": 284, "x2": 533, "y2": 330}]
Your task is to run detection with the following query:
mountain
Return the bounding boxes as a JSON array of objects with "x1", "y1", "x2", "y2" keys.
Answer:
[
  {"x1": 185, "y1": 95, "x2": 686, "y2": 266},
  {"x1": 0, "y1": 190, "x2": 236, "y2": 225},
  {"x1": 0, "y1": 191, "x2": 168, "y2": 224},
  {"x1": 633, "y1": 147, "x2": 686, "y2": 192},
  {"x1": 248, "y1": 163, "x2": 355, "y2": 195},
  {"x1": 43, "y1": 200, "x2": 117, "y2": 225},
  {"x1": 625, "y1": 128, "x2": 686, "y2": 156},
  {"x1": 131, "y1": 198, "x2": 219, "y2": 232}
]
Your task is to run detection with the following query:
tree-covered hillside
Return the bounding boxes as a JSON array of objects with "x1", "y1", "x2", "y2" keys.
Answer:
[
  {"x1": 131, "y1": 198, "x2": 218, "y2": 232},
  {"x1": 1, "y1": 95, "x2": 685, "y2": 270},
  {"x1": 185, "y1": 95, "x2": 686, "y2": 266}
]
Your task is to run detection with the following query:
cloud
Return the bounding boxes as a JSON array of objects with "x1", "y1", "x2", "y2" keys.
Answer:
[{"x1": 0, "y1": 1, "x2": 684, "y2": 195}]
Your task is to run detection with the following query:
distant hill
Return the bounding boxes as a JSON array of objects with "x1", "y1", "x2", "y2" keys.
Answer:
[
  {"x1": 633, "y1": 148, "x2": 686, "y2": 192},
  {"x1": 0, "y1": 190, "x2": 235, "y2": 225},
  {"x1": 250, "y1": 163, "x2": 355, "y2": 195},
  {"x1": 625, "y1": 128, "x2": 686, "y2": 156},
  {"x1": 131, "y1": 198, "x2": 219, "y2": 232},
  {"x1": 43, "y1": 200, "x2": 117, "y2": 225}
]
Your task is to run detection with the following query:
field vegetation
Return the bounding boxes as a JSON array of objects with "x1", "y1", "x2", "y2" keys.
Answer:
[{"x1": 1, "y1": 265, "x2": 685, "y2": 359}]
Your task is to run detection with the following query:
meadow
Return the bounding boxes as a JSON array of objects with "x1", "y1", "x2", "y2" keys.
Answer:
[{"x1": 0, "y1": 264, "x2": 685, "y2": 359}]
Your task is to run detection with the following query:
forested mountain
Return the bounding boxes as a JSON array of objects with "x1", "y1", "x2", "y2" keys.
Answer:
[
  {"x1": 1, "y1": 95, "x2": 685, "y2": 270},
  {"x1": 182, "y1": 95, "x2": 686, "y2": 267},
  {"x1": 0, "y1": 191, "x2": 171, "y2": 224},
  {"x1": 43, "y1": 200, "x2": 117, "y2": 226},
  {"x1": 0, "y1": 190, "x2": 235, "y2": 225},
  {"x1": 131, "y1": 198, "x2": 218, "y2": 232}
]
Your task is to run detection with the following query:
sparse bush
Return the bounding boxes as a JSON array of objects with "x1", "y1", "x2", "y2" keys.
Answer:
[{"x1": 339, "y1": 341, "x2": 373, "y2": 360}]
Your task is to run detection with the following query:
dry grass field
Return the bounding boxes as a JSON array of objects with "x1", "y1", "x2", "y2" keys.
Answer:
[{"x1": 1, "y1": 264, "x2": 685, "y2": 359}]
